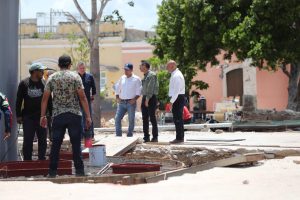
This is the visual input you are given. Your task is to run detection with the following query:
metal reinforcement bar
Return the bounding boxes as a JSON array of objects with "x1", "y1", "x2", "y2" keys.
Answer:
[{"x1": 94, "y1": 123, "x2": 233, "y2": 132}]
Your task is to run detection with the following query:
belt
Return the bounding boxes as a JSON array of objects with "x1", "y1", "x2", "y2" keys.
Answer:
[{"x1": 120, "y1": 99, "x2": 132, "y2": 102}]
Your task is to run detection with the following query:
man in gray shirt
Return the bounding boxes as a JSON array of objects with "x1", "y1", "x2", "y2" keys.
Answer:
[{"x1": 140, "y1": 61, "x2": 159, "y2": 142}]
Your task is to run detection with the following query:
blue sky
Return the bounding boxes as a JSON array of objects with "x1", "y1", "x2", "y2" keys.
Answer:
[{"x1": 20, "y1": 0, "x2": 162, "y2": 31}]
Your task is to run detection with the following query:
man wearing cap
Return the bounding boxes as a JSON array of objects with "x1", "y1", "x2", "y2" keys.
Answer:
[
  {"x1": 115, "y1": 63, "x2": 142, "y2": 137},
  {"x1": 166, "y1": 60, "x2": 186, "y2": 144},
  {"x1": 40, "y1": 54, "x2": 91, "y2": 177},
  {"x1": 139, "y1": 61, "x2": 159, "y2": 142},
  {"x1": 16, "y1": 62, "x2": 51, "y2": 160}
]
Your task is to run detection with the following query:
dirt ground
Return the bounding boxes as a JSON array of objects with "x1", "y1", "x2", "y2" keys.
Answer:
[
  {"x1": 2, "y1": 130, "x2": 300, "y2": 199},
  {"x1": 0, "y1": 156, "x2": 299, "y2": 200}
]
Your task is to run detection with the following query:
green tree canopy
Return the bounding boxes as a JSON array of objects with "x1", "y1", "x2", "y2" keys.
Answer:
[{"x1": 153, "y1": 0, "x2": 300, "y2": 110}]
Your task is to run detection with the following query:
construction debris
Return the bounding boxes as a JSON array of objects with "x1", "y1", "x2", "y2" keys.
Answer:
[
  {"x1": 146, "y1": 153, "x2": 265, "y2": 183},
  {"x1": 126, "y1": 145, "x2": 235, "y2": 166}
]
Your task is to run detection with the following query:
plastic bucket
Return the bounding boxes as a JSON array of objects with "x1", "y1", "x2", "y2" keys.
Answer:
[{"x1": 89, "y1": 144, "x2": 107, "y2": 167}]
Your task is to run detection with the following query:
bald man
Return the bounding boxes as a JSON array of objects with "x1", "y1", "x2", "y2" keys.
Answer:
[{"x1": 166, "y1": 60, "x2": 185, "y2": 144}]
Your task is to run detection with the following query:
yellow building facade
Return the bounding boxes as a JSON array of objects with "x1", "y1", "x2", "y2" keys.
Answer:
[{"x1": 19, "y1": 37, "x2": 153, "y2": 99}]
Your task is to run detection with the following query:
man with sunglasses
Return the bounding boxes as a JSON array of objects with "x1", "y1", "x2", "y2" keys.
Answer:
[{"x1": 16, "y1": 62, "x2": 51, "y2": 160}]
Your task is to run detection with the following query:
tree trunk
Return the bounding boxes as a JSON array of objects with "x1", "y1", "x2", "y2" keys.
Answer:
[
  {"x1": 90, "y1": 46, "x2": 101, "y2": 127},
  {"x1": 90, "y1": 2, "x2": 101, "y2": 127},
  {"x1": 287, "y1": 63, "x2": 300, "y2": 111}
]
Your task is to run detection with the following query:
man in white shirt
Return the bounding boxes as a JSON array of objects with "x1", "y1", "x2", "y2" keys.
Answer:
[
  {"x1": 167, "y1": 60, "x2": 186, "y2": 143},
  {"x1": 115, "y1": 63, "x2": 142, "y2": 137}
]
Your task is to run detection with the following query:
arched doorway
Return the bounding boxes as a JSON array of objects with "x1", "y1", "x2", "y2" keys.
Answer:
[{"x1": 226, "y1": 68, "x2": 243, "y2": 105}]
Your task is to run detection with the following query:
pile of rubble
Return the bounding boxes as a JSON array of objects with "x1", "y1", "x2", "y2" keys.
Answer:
[
  {"x1": 243, "y1": 109, "x2": 300, "y2": 121},
  {"x1": 126, "y1": 145, "x2": 234, "y2": 166}
]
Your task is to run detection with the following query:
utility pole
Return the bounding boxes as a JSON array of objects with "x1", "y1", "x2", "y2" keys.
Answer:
[
  {"x1": 50, "y1": 8, "x2": 53, "y2": 32},
  {"x1": 49, "y1": 9, "x2": 65, "y2": 33}
]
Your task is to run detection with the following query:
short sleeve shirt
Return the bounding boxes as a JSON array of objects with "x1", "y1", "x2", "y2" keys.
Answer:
[{"x1": 45, "y1": 70, "x2": 84, "y2": 117}]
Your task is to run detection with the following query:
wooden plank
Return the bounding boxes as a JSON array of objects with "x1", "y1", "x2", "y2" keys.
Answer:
[
  {"x1": 146, "y1": 153, "x2": 265, "y2": 183},
  {"x1": 93, "y1": 135, "x2": 139, "y2": 156}
]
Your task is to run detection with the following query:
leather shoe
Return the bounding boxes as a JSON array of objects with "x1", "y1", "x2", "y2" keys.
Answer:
[
  {"x1": 48, "y1": 170, "x2": 57, "y2": 178},
  {"x1": 143, "y1": 138, "x2": 150, "y2": 143},
  {"x1": 169, "y1": 139, "x2": 184, "y2": 144},
  {"x1": 150, "y1": 138, "x2": 158, "y2": 142}
]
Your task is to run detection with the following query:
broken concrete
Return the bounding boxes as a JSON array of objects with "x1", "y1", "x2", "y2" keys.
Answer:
[
  {"x1": 126, "y1": 145, "x2": 235, "y2": 166},
  {"x1": 243, "y1": 109, "x2": 300, "y2": 121}
]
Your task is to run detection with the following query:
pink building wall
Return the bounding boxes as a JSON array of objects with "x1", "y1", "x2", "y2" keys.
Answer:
[
  {"x1": 192, "y1": 66, "x2": 223, "y2": 111},
  {"x1": 192, "y1": 67, "x2": 289, "y2": 111},
  {"x1": 256, "y1": 69, "x2": 289, "y2": 110},
  {"x1": 119, "y1": 45, "x2": 290, "y2": 112}
]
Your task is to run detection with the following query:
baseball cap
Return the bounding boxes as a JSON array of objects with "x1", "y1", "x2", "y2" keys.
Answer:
[
  {"x1": 58, "y1": 55, "x2": 72, "y2": 67},
  {"x1": 29, "y1": 62, "x2": 46, "y2": 72},
  {"x1": 124, "y1": 63, "x2": 133, "y2": 71}
]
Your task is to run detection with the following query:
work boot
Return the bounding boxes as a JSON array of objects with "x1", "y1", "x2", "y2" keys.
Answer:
[
  {"x1": 75, "y1": 169, "x2": 85, "y2": 177},
  {"x1": 150, "y1": 138, "x2": 158, "y2": 142}
]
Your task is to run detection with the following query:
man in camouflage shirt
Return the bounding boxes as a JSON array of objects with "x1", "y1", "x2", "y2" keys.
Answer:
[
  {"x1": 40, "y1": 55, "x2": 91, "y2": 177},
  {"x1": 139, "y1": 61, "x2": 159, "y2": 142}
]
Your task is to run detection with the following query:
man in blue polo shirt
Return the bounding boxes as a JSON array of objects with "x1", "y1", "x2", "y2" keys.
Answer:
[{"x1": 77, "y1": 61, "x2": 96, "y2": 138}]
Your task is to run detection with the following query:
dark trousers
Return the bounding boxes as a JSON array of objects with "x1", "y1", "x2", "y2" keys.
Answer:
[
  {"x1": 184, "y1": 118, "x2": 192, "y2": 124},
  {"x1": 22, "y1": 116, "x2": 47, "y2": 160},
  {"x1": 199, "y1": 111, "x2": 206, "y2": 121},
  {"x1": 141, "y1": 95, "x2": 158, "y2": 140},
  {"x1": 49, "y1": 112, "x2": 84, "y2": 174},
  {"x1": 81, "y1": 100, "x2": 94, "y2": 138},
  {"x1": 172, "y1": 95, "x2": 185, "y2": 140}
]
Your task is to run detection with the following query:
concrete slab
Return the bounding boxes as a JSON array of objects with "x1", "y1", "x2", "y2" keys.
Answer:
[
  {"x1": 92, "y1": 135, "x2": 140, "y2": 156},
  {"x1": 141, "y1": 131, "x2": 300, "y2": 148}
]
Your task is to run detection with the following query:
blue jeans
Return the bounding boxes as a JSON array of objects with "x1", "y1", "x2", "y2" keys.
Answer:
[
  {"x1": 115, "y1": 101, "x2": 136, "y2": 137},
  {"x1": 49, "y1": 112, "x2": 84, "y2": 174}
]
